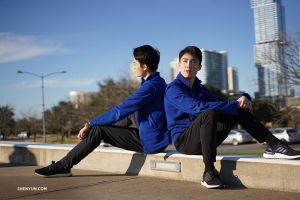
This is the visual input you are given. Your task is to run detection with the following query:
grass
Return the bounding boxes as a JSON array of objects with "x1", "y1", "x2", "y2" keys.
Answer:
[
  {"x1": 218, "y1": 151, "x2": 263, "y2": 156},
  {"x1": 49, "y1": 136, "x2": 79, "y2": 144}
]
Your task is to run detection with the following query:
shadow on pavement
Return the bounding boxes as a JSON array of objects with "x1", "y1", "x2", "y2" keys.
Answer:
[
  {"x1": 125, "y1": 153, "x2": 146, "y2": 175},
  {"x1": 220, "y1": 157, "x2": 247, "y2": 189},
  {"x1": 72, "y1": 173, "x2": 131, "y2": 177},
  {"x1": 8, "y1": 145, "x2": 37, "y2": 166}
]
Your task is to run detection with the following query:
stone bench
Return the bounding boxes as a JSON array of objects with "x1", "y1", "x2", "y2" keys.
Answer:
[{"x1": 0, "y1": 141, "x2": 299, "y2": 192}]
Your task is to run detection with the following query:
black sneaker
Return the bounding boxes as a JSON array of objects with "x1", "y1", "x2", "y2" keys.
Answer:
[
  {"x1": 201, "y1": 170, "x2": 225, "y2": 189},
  {"x1": 263, "y1": 139, "x2": 300, "y2": 159},
  {"x1": 35, "y1": 161, "x2": 72, "y2": 177}
]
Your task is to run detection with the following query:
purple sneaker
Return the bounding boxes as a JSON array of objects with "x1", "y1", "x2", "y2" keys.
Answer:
[{"x1": 263, "y1": 139, "x2": 300, "y2": 159}]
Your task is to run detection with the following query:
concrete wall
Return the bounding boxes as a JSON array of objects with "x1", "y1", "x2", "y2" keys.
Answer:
[{"x1": 1, "y1": 141, "x2": 300, "y2": 193}]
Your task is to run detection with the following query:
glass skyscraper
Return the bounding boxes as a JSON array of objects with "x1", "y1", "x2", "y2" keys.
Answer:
[
  {"x1": 198, "y1": 50, "x2": 228, "y2": 93},
  {"x1": 170, "y1": 50, "x2": 230, "y2": 94},
  {"x1": 251, "y1": 0, "x2": 287, "y2": 97},
  {"x1": 170, "y1": 58, "x2": 179, "y2": 80},
  {"x1": 228, "y1": 67, "x2": 239, "y2": 95}
]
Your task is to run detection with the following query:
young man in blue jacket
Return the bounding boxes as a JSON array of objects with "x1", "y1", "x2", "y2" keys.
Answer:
[
  {"x1": 35, "y1": 45, "x2": 171, "y2": 177},
  {"x1": 164, "y1": 46, "x2": 300, "y2": 189}
]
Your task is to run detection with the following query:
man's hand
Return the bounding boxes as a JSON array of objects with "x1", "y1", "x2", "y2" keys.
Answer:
[
  {"x1": 237, "y1": 96, "x2": 253, "y2": 113},
  {"x1": 77, "y1": 126, "x2": 90, "y2": 140}
]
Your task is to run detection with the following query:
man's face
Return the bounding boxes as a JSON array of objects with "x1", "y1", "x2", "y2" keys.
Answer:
[
  {"x1": 178, "y1": 53, "x2": 201, "y2": 80},
  {"x1": 133, "y1": 58, "x2": 146, "y2": 78}
]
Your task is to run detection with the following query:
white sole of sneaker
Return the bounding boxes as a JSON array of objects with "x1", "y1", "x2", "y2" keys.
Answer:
[
  {"x1": 201, "y1": 181, "x2": 225, "y2": 189},
  {"x1": 263, "y1": 153, "x2": 300, "y2": 159},
  {"x1": 35, "y1": 172, "x2": 73, "y2": 177}
]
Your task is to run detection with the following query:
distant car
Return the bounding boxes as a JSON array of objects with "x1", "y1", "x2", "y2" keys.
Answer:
[
  {"x1": 270, "y1": 128, "x2": 300, "y2": 143},
  {"x1": 222, "y1": 129, "x2": 253, "y2": 145},
  {"x1": 17, "y1": 131, "x2": 29, "y2": 139}
]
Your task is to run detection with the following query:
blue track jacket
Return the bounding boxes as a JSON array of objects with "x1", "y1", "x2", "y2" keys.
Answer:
[
  {"x1": 89, "y1": 72, "x2": 171, "y2": 154},
  {"x1": 164, "y1": 73, "x2": 250, "y2": 143}
]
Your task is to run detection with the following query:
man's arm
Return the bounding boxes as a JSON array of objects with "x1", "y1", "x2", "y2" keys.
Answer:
[
  {"x1": 89, "y1": 83, "x2": 156, "y2": 126},
  {"x1": 77, "y1": 83, "x2": 156, "y2": 140},
  {"x1": 201, "y1": 85, "x2": 220, "y2": 102},
  {"x1": 78, "y1": 123, "x2": 91, "y2": 140},
  {"x1": 165, "y1": 84, "x2": 239, "y2": 116},
  {"x1": 237, "y1": 95, "x2": 253, "y2": 113}
]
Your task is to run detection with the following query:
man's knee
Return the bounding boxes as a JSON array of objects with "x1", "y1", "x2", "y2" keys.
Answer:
[
  {"x1": 202, "y1": 109, "x2": 219, "y2": 120},
  {"x1": 238, "y1": 108, "x2": 251, "y2": 116},
  {"x1": 87, "y1": 126, "x2": 103, "y2": 140}
]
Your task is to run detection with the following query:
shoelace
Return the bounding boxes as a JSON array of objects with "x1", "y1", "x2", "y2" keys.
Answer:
[
  {"x1": 203, "y1": 170, "x2": 219, "y2": 182},
  {"x1": 279, "y1": 139, "x2": 291, "y2": 149},
  {"x1": 48, "y1": 161, "x2": 60, "y2": 170}
]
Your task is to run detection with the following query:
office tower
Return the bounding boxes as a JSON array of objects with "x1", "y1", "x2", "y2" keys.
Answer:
[
  {"x1": 170, "y1": 58, "x2": 179, "y2": 80},
  {"x1": 198, "y1": 49, "x2": 228, "y2": 93},
  {"x1": 299, "y1": 42, "x2": 300, "y2": 60},
  {"x1": 69, "y1": 91, "x2": 97, "y2": 109},
  {"x1": 251, "y1": 0, "x2": 287, "y2": 97},
  {"x1": 228, "y1": 67, "x2": 239, "y2": 95}
]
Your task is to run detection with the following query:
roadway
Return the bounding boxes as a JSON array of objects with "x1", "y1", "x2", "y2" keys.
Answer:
[{"x1": 5, "y1": 135, "x2": 300, "y2": 154}]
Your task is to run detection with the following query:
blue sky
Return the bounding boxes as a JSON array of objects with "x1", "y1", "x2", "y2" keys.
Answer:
[{"x1": 1, "y1": 0, "x2": 299, "y2": 119}]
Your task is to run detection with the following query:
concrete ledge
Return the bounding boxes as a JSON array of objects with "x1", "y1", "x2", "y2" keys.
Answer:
[{"x1": 1, "y1": 141, "x2": 300, "y2": 192}]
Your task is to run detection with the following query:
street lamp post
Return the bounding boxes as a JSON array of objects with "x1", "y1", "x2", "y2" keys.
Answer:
[{"x1": 17, "y1": 70, "x2": 66, "y2": 143}]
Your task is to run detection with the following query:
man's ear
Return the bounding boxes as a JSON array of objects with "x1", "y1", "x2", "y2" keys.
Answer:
[
  {"x1": 198, "y1": 65, "x2": 202, "y2": 71},
  {"x1": 143, "y1": 64, "x2": 148, "y2": 71}
]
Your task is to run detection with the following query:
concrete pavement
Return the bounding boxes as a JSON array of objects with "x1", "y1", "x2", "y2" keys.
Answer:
[
  {"x1": 1, "y1": 141, "x2": 300, "y2": 193},
  {"x1": 1, "y1": 163, "x2": 300, "y2": 200}
]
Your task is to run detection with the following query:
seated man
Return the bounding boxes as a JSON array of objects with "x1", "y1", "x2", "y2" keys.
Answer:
[
  {"x1": 164, "y1": 46, "x2": 300, "y2": 189},
  {"x1": 35, "y1": 45, "x2": 171, "y2": 177}
]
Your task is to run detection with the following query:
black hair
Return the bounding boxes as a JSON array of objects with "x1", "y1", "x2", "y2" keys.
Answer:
[
  {"x1": 179, "y1": 46, "x2": 202, "y2": 64},
  {"x1": 133, "y1": 45, "x2": 160, "y2": 72}
]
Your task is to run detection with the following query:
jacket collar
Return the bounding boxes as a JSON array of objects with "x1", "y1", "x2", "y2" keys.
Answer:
[
  {"x1": 141, "y1": 72, "x2": 160, "y2": 84},
  {"x1": 176, "y1": 73, "x2": 202, "y2": 88}
]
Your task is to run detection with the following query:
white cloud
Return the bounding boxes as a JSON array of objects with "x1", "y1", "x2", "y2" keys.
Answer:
[
  {"x1": 16, "y1": 78, "x2": 96, "y2": 88},
  {"x1": 62, "y1": 79, "x2": 97, "y2": 87},
  {"x1": 0, "y1": 32, "x2": 75, "y2": 63}
]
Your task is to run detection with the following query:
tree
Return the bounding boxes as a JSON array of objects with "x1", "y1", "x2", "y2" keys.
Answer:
[
  {"x1": 256, "y1": 30, "x2": 300, "y2": 127},
  {"x1": 16, "y1": 107, "x2": 41, "y2": 142},
  {"x1": 260, "y1": 30, "x2": 300, "y2": 92},
  {"x1": 204, "y1": 84, "x2": 228, "y2": 100},
  {"x1": 278, "y1": 31, "x2": 300, "y2": 86},
  {"x1": 0, "y1": 104, "x2": 15, "y2": 139},
  {"x1": 89, "y1": 77, "x2": 138, "y2": 116},
  {"x1": 277, "y1": 106, "x2": 300, "y2": 129},
  {"x1": 46, "y1": 101, "x2": 81, "y2": 143},
  {"x1": 252, "y1": 100, "x2": 280, "y2": 127},
  {"x1": 41, "y1": 76, "x2": 139, "y2": 144}
]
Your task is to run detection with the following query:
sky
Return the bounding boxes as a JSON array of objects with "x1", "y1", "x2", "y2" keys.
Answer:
[{"x1": 1, "y1": 0, "x2": 300, "y2": 119}]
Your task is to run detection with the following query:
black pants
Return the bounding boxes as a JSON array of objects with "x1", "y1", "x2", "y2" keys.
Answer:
[
  {"x1": 59, "y1": 113, "x2": 166, "y2": 169},
  {"x1": 174, "y1": 109, "x2": 270, "y2": 163}
]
